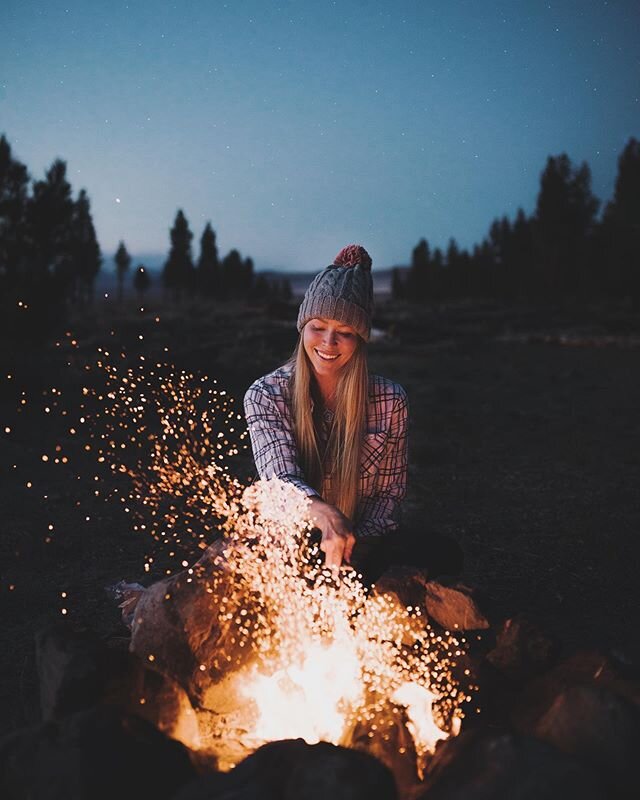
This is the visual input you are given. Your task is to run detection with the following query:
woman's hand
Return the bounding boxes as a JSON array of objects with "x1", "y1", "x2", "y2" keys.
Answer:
[{"x1": 308, "y1": 496, "x2": 356, "y2": 570}]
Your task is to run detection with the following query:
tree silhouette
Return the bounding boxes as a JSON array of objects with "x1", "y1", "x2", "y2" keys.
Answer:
[
  {"x1": 0, "y1": 135, "x2": 30, "y2": 286},
  {"x1": 511, "y1": 208, "x2": 536, "y2": 300},
  {"x1": 196, "y1": 222, "x2": 219, "y2": 297},
  {"x1": 534, "y1": 154, "x2": 599, "y2": 300},
  {"x1": 114, "y1": 241, "x2": 131, "y2": 303},
  {"x1": 163, "y1": 209, "x2": 194, "y2": 300},
  {"x1": 220, "y1": 248, "x2": 244, "y2": 298},
  {"x1": 28, "y1": 159, "x2": 75, "y2": 291},
  {"x1": 407, "y1": 238, "x2": 430, "y2": 299},
  {"x1": 242, "y1": 256, "x2": 254, "y2": 295},
  {"x1": 600, "y1": 137, "x2": 640, "y2": 306},
  {"x1": 249, "y1": 272, "x2": 271, "y2": 303},
  {"x1": 391, "y1": 267, "x2": 405, "y2": 300},
  {"x1": 133, "y1": 264, "x2": 151, "y2": 301},
  {"x1": 70, "y1": 189, "x2": 101, "y2": 304}
]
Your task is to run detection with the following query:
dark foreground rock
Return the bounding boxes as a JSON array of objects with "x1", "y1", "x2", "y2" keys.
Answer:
[
  {"x1": 173, "y1": 738, "x2": 398, "y2": 800},
  {"x1": 534, "y1": 685, "x2": 640, "y2": 799},
  {"x1": 0, "y1": 705, "x2": 197, "y2": 800},
  {"x1": 3, "y1": 603, "x2": 640, "y2": 799},
  {"x1": 418, "y1": 728, "x2": 609, "y2": 799}
]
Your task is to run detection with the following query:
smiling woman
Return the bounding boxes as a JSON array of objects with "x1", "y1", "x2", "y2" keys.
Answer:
[{"x1": 243, "y1": 244, "x2": 408, "y2": 575}]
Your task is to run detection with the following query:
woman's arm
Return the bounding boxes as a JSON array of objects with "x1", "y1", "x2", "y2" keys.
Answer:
[
  {"x1": 244, "y1": 379, "x2": 355, "y2": 569},
  {"x1": 355, "y1": 386, "x2": 408, "y2": 538},
  {"x1": 243, "y1": 380, "x2": 318, "y2": 498},
  {"x1": 308, "y1": 496, "x2": 356, "y2": 569}
]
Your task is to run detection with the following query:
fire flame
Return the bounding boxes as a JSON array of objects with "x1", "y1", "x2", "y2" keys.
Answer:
[
  {"x1": 78, "y1": 352, "x2": 471, "y2": 777},
  {"x1": 195, "y1": 478, "x2": 468, "y2": 773}
]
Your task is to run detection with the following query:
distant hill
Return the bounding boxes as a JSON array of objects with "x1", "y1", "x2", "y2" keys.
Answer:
[{"x1": 256, "y1": 267, "x2": 403, "y2": 298}]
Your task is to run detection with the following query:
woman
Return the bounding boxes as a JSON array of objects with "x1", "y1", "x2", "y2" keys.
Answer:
[{"x1": 243, "y1": 244, "x2": 408, "y2": 576}]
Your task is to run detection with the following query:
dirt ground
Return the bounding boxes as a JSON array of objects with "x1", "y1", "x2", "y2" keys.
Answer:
[{"x1": 1, "y1": 296, "x2": 639, "y2": 739}]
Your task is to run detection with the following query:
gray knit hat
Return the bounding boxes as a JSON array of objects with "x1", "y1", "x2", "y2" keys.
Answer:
[{"x1": 297, "y1": 244, "x2": 374, "y2": 341}]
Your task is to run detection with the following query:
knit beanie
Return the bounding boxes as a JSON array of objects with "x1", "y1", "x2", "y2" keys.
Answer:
[{"x1": 296, "y1": 244, "x2": 374, "y2": 341}]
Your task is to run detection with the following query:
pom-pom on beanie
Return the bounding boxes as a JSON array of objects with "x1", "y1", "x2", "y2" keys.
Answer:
[{"x1": 297, "y1": 244, "x2": 374, "y2": 341}]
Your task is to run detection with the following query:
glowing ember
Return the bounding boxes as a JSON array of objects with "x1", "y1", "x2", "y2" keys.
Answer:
[
  {"x1": 190, "y1": 478, "x2": 469, "y2": 775},
  {"x1": 61, "y1": 347, "x2": 472, "y2": 778}
]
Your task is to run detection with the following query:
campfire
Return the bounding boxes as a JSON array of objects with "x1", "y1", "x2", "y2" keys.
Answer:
[
  {"x1": 176, "y1": 479, "x2": 467, "y2": 773},
  {"x1": 85, "y1": 352, "x2": 473, "y2": 785}
]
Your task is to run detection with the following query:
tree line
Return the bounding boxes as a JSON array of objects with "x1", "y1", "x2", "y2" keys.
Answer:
[
  {"x1": 0, "y1": 134, "x2": 292, "y2": 338},
  {"x1": 2, "y1": 131, "x2": 638, "y2": 342},
  {"x1": 0, "y1": 134, "x2": 102, "y2": 332},
  {"x1": 395, "y1": 137, "x2": 640, "y2": 307},
  {"x1": 115, "y1": 213, "x2": 292, "y2": 305}
]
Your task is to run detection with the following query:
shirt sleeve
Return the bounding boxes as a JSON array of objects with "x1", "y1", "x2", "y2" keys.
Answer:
[
  {"x1": 243, "y1": 379, "x2": 319, "y2": 498},
  {"x1": 355, "y1": 386, "x2": 408, "y2": 538}
]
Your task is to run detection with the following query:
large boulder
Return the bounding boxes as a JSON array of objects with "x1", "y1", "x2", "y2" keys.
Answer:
[
  {"x1": 129, "y1": 558, "x2": 261, "y2": 710},
  {"x1": 35, "y1": 621, "x2": 202, "y2": 750},
  {"x1": 534, "y1": 685, "x2": 640, "y2": 799},
  {"x1": 416, "y1": 727, "x2": 608, "y2": 799},
  {"x1": 0, "y1": 705, "x2": 197, "y2": 800}
]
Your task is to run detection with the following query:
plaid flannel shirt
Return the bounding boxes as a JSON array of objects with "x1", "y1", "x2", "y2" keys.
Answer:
[{"x1": 243, "y1": 365, "x2": 408, "y2": 537}]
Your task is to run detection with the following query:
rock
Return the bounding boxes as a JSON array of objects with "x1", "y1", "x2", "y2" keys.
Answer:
[
  {"x1": 347, "y1": 703, "x2": 420, "y2": 797},
  {"x1": 129, "y1": 564, "x2": 260, "y2": 709},
  {"x1": 172, "y1": 738, "x2": 398, "y2": 800},
  {"x1": 417, "y1": 728, "x2": 608, "y2": 799},
  {"x1": 35, "y1": 621, "x2": 202, "y2": 751},
  {"x1": 512, "y1": 649, "x2": 640, "y2": 733},
  {"x1": 373, "y1": 569, "x2": 488, "y2": 633},
  {"x1": 534, "y1": 685, "x2": 640, "y2": 798},
  {"x1": 0, "y1": 705, "x2": 197, "y2": 800},
  {"x1": 422, "y1": 581, "x2": 489, "y2": 632},
  {"x1": 35, "y1": 622, "x2": 118, "y2": 720},
  {"x1": 372, "y1": 565, "x2": 430, "y2": 610},
  {"x1": 485, "y1": 615, "x2": 556, "y2": 682}
]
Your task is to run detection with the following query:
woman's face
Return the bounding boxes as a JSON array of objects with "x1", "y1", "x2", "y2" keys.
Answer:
[{"x1": 302, "y1": 317, "x2": 359, "y2": 379}]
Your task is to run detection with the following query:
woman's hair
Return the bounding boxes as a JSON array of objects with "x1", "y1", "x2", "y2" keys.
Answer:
[{"x1": 287, "y1": 330, "x2": 368, "y2": 522}]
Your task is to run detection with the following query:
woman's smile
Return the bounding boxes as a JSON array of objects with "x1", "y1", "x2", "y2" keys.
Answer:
[
  {"x1": 314, "y1": 348, "x2": 340, "y2": 361},
  {"x1": 303, "y1": 318, "x2": 359, "y2": 374}
]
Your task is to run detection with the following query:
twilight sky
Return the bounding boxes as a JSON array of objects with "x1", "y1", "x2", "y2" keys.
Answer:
[{"x1": 2, "y1": 0, "x2": 639, "y2": 272}]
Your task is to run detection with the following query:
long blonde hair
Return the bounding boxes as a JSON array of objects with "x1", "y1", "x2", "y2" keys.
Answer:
[{"x1": 287, "y1": 332, "x2": 368, "y2": 522}]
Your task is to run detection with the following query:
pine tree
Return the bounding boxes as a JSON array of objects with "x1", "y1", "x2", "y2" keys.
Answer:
[
  {"x1": 28, "y1": 159, "x2": 75, "y2": 290},
  {"x1": 220, "y1": 248, "x2": 244, "y2": 297},
  {"x1": 600, "y1": 137, "x2": 640, "y2": 305},
  {"x1": 114, "y1": 241, "x2": 131, "y2": 303},
  {"x1": 408, "y1": 238, "x2": 430, "y2": 300},
  {"x1": 0, "y1": 135, "x2": 30, "y2": 285},
  {"x1": 534, "y1": 154, "x2": 599, "y2": 300},
  {"x1": 163, "y1": 209, "x2": 194, "y2": 299},
  {"x1": 511, "y1": 208, "x2": 535, "y2": 301},
  {"x1": 249, "y1": 273, "x2": 271, "y2": 304},
  {"x1": 196, "y1": 222, "x2": 219, "y2": 297},
  {"x1": 391, "y1": 267, "x2": 404, "y2": 300},
  {"x1": 242, "y1": 256, "x2": 255, "y2": 296},
  {"x1": 489, "y1": 216, "x2": 513, "y2": 299},
  {"x1": 70, "y1": 189, "x2": 101, "y2": 304}
]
